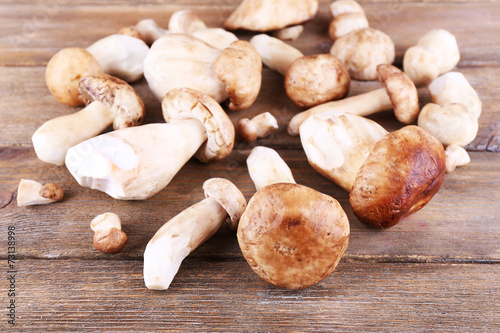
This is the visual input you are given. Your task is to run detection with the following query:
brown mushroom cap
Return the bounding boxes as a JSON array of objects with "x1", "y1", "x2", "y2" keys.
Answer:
[
  {"x1": 203, "y1": 178, "x2": 247, "y2": 230},
  {"x1": 214, "y1": 40, "x2": 262, "y2": 111},
  {"x1": 330, "y1": 28, "x2": 395, "y2": 81},
  {"x1": 238, "y1": 182, "x2": 350, "y2": 290},
  {"x1": 285, "y1": 54, "x2": 350, "y2": 108},
  {"x1": 162, "y1": 88, "x2": 235, "y2": 163},
  {"x1": 377, "y1": 64, "x2": 420, "y2": 124},
  {"x1": 224, "y1": 0, "x2": 319, "y2": 32},
  {"x1": 350, "y1": 125, "x2": 446, "y2": 229},
  {"x1": 45, "y1": 47, "x2": 101, "y2": 106},
  {"x1": 79, "y1": 73, "x2": 145, "y2": 129}
]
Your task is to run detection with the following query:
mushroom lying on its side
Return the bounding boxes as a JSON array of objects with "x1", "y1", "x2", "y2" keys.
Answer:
[{"x1": 17, "y1": 179, "x2": 64, "y2": 207}]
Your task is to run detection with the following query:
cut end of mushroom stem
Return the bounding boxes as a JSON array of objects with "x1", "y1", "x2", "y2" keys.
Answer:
[
  {"x1": 247, "y1": 146, "x2": 296, "y2": 190},
  {"x1": 17, "y1": 179, "x2": 64, "y2": 207}
]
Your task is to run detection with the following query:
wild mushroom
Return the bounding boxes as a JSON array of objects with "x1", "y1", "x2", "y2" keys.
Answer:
[
  {"x1": 350, "y1": 125, "x2": 446, "y2": 229},
  {"x1": 288, "y1": 64, "x2": 419, "y2": 135},
  {"x1": 249, "y1": 34, "x2": 304, "y2": 75},
  {"x1": 237, "y1": 112, "x2": 279, "y2": 143},
  {"x1": 330, "y1": 27, "x2": 395, "y2": 81},
  {"x1": 329, "y1": 0, "x2": 368, "y2": 40},
  {"x1": 224, "y1": 0, "x2": 319, "y2": 32},
  {"x1": 238, "y1": 146, "x2": 350, "y2": 290},
  {"x1": 17, "y1": 179, "x2": 64, "y2": 207},
  {"x1": 428, "y1": 72, "x2": 482, "y2": 119},
  {"x1": 45, "y1": 47, "x2": 101, "y2": 106},
  {"x1": 117, "y1": 26, "x2": 144, "y2": 40},
  {"x1": 32, "y1": 73, "x2": 145, "y2": 166},
  {"x1": 134, "y1": 19, "x2": 169, "y2": 45},
  {"x1": 91, "y1": 213, "x2": 128, "y2": 254},
  {"x1": 272, "y1": 25, "x2": 304, "y2": 41},
  {"x1": 246, "y1": 146, "x2": 295, "y2": 189},
  {"x1": 403, "y1": 29, "x2": 460, "y2": 86},
  {"x1": 65, "y1": 88, "x2": 234, "y2": 200},
  {"x1": 445, "y1": 144, "x2": 471, "y2": 173},
  {"x1": 86, "y1": 34, "x2": 149, "y2": 82},
  {"x1": 417, "y1": 103, "x2": 478, "y2": 147},
  {"x1": 300, "y1": 112, "x2": 388, "y2": 191},
  {"x1": 143, "y1": 178, "x2": 246, "y2": 290}
]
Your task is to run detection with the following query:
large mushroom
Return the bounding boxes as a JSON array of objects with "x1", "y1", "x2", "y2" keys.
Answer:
[
  {"x1": 65, "y1": 88, "x2": 235, "y2": 200},
  {"x1": 238, "y1": 146, "x2": 350, "y2": 290},
  {"x1": 32, "y1": 73, "x2": 145, "y2": 166}
]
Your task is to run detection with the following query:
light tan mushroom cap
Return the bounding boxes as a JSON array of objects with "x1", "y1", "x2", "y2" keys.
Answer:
[
  {"x1": 403, "y1": 46, "x2": 440, "y2": 87},
  {"x1": 45, "y1": 48, "x2": 101, "y2": 106},
  {"x1": 377, "y1": 64, "x2": 420, "y2": 124},
  {"x1": 330, "y1": 28, "x2": 395, "y2": 81},
  {"x1": 214, "y1": 40, "x2": 262, "y2": 111},
  {"x1": 418, "y1": 29, "x2": 460, "y2": 74},
  {"x1": 285, "y1": 54, "x2": 350, "y2": 108},
  {"x1": 162, "y1": 88, "x2": 235, "y2": 163},
  {"x1": 237, "y1": 182, "x2": 349, "y2": 290},
  {"x1": 168, "y1": 10, "x2": 207, "y2": 34},
  {"x1": 203, "y1": 178, "x2": 247, "y2": 230},
  {"x1": 79, "y1": 73, "x2": 145, "y2": 130},
  {"x1": 224, "y1": 0, "x2": 319, "y2": 32}
]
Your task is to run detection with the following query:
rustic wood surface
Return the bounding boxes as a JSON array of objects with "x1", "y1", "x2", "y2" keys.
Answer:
[{"x1": 1, "y1": 0, "x2": 499, "y2": 331}]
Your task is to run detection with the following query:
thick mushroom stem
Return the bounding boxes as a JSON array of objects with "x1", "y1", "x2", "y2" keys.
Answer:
[
  {"x1": 246, "y1": 146, "x2": 296, "y2": 190},
  {"x1": 143, "y1": 197, "x2": 227, "y2": 290},
  {"x1": 32, "y1": 101, "x2": 113, "y2": 166},
  {"x1": 287, "y1": 87, "x2": 391, "y2": 135},
  {"x1": 134, "y1": 19, "x2": 169, "y2": 45},
  {"x1": 250, "y1": 34, "x2": 303, "y2": 76}
]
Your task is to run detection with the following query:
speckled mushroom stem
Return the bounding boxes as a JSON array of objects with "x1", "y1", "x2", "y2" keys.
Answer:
[{"x1": 287, "y1": 88, "x2": 392, "y2": 136}]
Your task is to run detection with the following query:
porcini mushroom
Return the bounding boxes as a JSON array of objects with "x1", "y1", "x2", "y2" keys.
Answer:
[
  {"x1": 329, "y1": 0, "x2": 369, "y2": 40},
  {"x1": 45, "y1": 47, "x2": 101, "y2": 106},
  {"x1": 86, "y1": 34, "x2": 149, "y2": 82},
  {"x1": 350, "y1": 125, "x2": 446, "y2": 229},
  {"x1": 65, "y1": 88, "x2": 234, "y2": 200},
  {"x1": 238, "y1": 146, "x2": 350, "y2": 290},
  {"x1": 134, "y1": 19, "x2": 169, "y2": 45},
  {"x1": 237, "y1": 112, "x2": 279, "y2": 143},
  {"x1": 445, "y1": 144, "x2": 471, "y2": 173},
  {"x1": 403, "y1": 29, "x2": 460, "y2": 86},
  {"x1": 246, "y1": 146, "x2": 295, "y2": 190},
  {"x1": 17, "y1": 179, "x2": 64, "y2": 207},
  {"x1": 91, "y1": 213, "x2": 128, "y2": 254},
  {"x1": 272, "y1": 25, "x2": 304, "y2": 41},
  {"x1": 117, "y1": 26, "x2": 144, "y2": 40},
  {"x1": 224, "y1": 0, "x2": 319, "y2": 32},
  {"x1": 143, "y1": 178, "x2": 246, "y2": 290},
  {"x1": 32, "y1": 73, "x2": 145, "y2": 166},
  {"x1": 288, "y1": 64, "x2": 419, "y2": 135},
  {"x1": 330, "y1": 27, "x2": 395, "y2": 81}
]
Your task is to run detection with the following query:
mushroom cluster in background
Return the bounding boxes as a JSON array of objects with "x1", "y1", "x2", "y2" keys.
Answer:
[{"x1": 20, "y1": 0, "x2": 482, "y2": 290}]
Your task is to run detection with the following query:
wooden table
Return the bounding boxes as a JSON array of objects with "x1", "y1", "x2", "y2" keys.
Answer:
[{"x1": 1, "y1": 0, "x2": 499, "y2": 331}]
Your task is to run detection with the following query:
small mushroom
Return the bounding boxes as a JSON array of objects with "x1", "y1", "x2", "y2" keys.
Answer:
[
  {"x1": 144, "y1": 178, "x2": 247, "y2": 290},
  {"x1": 246, "y1": 146, "x2": 295, "y2": 190},
  {"x1": 428, "y1": 72, "x2": 482, "y2": 119},
  {"x1": 288, "y1": 64, "x2": 419, "y2": 135},
  {"x1": 238, "y1": 146, "x2": 350, "y2": 290},
  {"x1": 300, "y1": 112, "x2": 388, "y2": 191},
  {"x1": 250, "y1": 34, "x2": 304, "y2": 76},
  {"x1": 91, "y1": 213, "x2": 128, "y2": 254},
  {"x1": 272, "y1": 25, "x2": 304, "y2": 41},
  {"x1": 328, "y1": 0, "x2": 368, "y2": 40},
  {"x1": 237, "y1": 112, "x2": 279, "y2": 143},
  {"x1": 417, "y1": 103, "x2": 478, "y2": 147},
  {"x1": 350, "y1": 125, "x2": 446, "y2": 229},
  {"x1": 45, "y1": 47, "x2": 101, "y2": 106},
  {"x1": 134, "y1": 19, "x2": 169, "y2": 45},
  {"x1": 445, "y1": 144, "x2": 471, "y2": 173},
  {"x1": 17, "y1": 179, "x2": 64, "y2": 207},
  {"x1": 224, "y1": 0, "x2": 319, "y2": 32},
  {"x1": 86, "y1": 34, "x2": 149, "y2": 82},
  {"x1": 65, "y1": 88, "x2": 234, "y2": 199},
  {"x1": 330, "y1": 27, "x2": 395, "y2": 81},
  {"x1": 403, "y1": 29, "x2": 460, "y2": 86},
  {"x1": 32, "y1": 73, "x2": 145, "y2": 166},
  {"x1": 117, "y1": 26, "x2": 144, "y2": 40}
]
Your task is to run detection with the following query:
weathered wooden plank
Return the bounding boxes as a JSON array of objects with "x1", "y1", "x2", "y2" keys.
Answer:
[
  {"x1": 1, "y1": 259, "x2": 499, "y2": 331},
  {"x1": 1, "y1": 147, "x2": 499, "y2": 261}
]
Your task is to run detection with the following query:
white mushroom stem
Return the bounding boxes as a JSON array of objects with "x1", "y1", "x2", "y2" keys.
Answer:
[
  {"x1": 17, "y1": 179, "x2": 63, "y2": 206},
  {"x1": 134, "y1": 19, "x2": 169, "y2": 45},
  {"x1": 250, "y1": 34, "x2": 303, "y2": 75},
  {"x1": 287, "y1": 87, "x2": 392, "y2": 135},
  {"x1": 65, "y1": 120, "x2": 207, "y2": 200},
  {"x1": 32, "y1": 101, "x2": 113, "y2": 166},
  {"x1": 237, "y1": 112, "x2": 279, "y2": 143},
  {"x1": 91, "y1": 212, "x2": 122, "y2": 232},
  {"x1": 445, "y1": 144, "x2": 471, "y2": 173},
  {"x1": 247, "y1": 146, "x2": 296, "y2": 190},
  {"x1": 272, "y1": 25, "x2": 304, "y2": 41},
  {"x1": 143, "y1": 197, "x2": 227, "y2": 290}
]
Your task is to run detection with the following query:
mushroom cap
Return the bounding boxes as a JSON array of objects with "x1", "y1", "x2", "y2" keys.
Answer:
[
  {"x1": 377, "y1": 64, "x2": 420, "y2": 124},
  {"x1": 350, "y1": 125, "x2": 446, "y2": 229},
  {"x1": 417, "y1": 103, "x2": 478, "y2": 147},
  {"x1": 330, "y1": 28, "x2": 395, "y2": 81},
  {"x1": 445, "y1": 144, "x2": 471, "y2": 173},
  {"x1": 118, "y1": 26, "x2": 144, "y2": 40},
  {"x1": 168, "y1": 10, "x2": 207, "y2": 34},
  {"x1": 285, "y1": 54, "x2": 350, "y2": 108},
  {"x1": 237, "y1": 182, "x2": 350, "y2": 290},
  {"x1": 203, "y1": 178, "x2": 247, "y2": 230},
  {"x1": 224, "y1": 0, "x2": 319, "y2": 32},
  {"x1": 162, "y1": 88, "x2": 235, "y2": 163},
  {"x1": 417, "y1": 29, "x2": 460, "y2": 74},
  {"x1": 237, "y1": 118, "x2": 259, "y2": 143},
  {"x1": 45, "y1": 47, "x2": 101, "y2": 106},
  {"x1": 79, "y1": 73, "x2": 145, "y2": 130},
  {"x1": 214, "y1": 40, "x2": 262, "y2": 111},
  {"x1": 328, "y1": 12, "x2": 369, "y2": 40},
  {"x1": 403, "y1": 45, "x2": 440, "y2": 86},
  {"x1": 329, "y1": 0, "x2": 365, "y2": 17}
]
